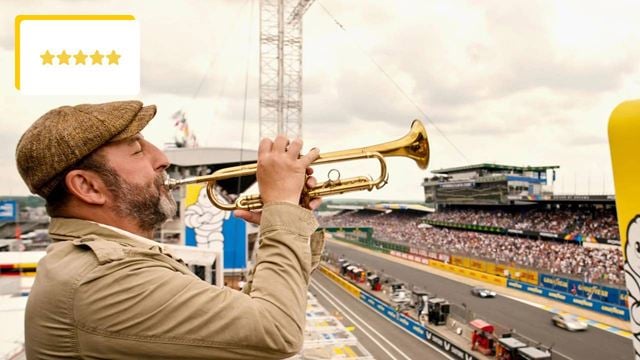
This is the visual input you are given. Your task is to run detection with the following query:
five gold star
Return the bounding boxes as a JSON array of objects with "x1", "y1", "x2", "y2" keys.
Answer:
[
  {"x1": 57, "y1": 50, "x2": 71, "y2": 65},
  {"x1": 106, "y1": 50, "x2": 121, "y2": 65},
  {"x1": 41, "y1": 49, "x2": 122, "y2": 66},
  {"x1": 74, "y1": 50, "x2": 88, "y2": 65},
  {"x1": 40, "y1": 50, "x2": 54, "y2": 65},
  {"x1": 90, "y1": 50, "x2": 104, "y2": 65}
]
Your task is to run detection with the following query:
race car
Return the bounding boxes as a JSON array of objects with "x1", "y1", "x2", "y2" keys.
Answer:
[
  {"x1": 470, "y1": 286, "x2": 496, "y2": 298},
  {"x1": 551, "y1": 314, "x2": 588, "y2": 331}
]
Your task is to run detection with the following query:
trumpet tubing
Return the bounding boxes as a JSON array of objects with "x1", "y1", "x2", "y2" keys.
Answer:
[{"x1": 164, "y1": 120, "x2": 430, "y2": 211}]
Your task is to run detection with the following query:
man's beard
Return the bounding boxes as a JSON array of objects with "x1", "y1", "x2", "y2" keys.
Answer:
[{"x1": 110, "y1": 172, "x2": 177, "y2": 233}]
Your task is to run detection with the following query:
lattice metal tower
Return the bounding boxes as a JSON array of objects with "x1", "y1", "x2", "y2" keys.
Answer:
[{"x1": 259, "y1": 0, "x2": 314, "y2": 139}]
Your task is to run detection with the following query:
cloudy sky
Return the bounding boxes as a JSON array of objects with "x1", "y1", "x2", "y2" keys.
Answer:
[{"x1": 1, "y1": 0, "x2": 639, "y2": 201}]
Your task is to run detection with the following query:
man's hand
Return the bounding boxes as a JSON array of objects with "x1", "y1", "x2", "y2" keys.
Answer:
[
  {"x1": 234, "y1": 136, "x2": 321, "y2": 225},
  {"x1": 257, "y1": 136, "x2": 319, "y2": 204}
]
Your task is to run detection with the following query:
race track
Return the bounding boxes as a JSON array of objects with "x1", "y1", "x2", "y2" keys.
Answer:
[
  {"x1": 326, "y1": 241, "x2": 633, "y2": 360},
  {"x1": 311, "y1": 272, "x2": 449, "y2": 359}
]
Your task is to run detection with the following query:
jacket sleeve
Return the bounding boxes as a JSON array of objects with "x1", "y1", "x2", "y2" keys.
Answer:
[
  {"x1": 243, "y1": 229, "x2": 325, "y2": 295},
  {"x1": 73, "y1": 202, "x2": 318, "y2": 360}
]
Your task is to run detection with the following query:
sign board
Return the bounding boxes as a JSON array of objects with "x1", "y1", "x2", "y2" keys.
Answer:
[
  {"x1": 0, "y1": 200, "x2": 18, "y2": 222},
  {"x1": 183, "y1": 184, "x2": 247, "y2": 270}
]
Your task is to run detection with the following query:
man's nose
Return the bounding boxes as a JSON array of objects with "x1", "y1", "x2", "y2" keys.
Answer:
[{"x1": 146, "y1": 140, "x2": 170, "y2": 171}]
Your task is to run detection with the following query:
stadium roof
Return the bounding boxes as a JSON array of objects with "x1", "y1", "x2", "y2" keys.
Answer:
[
  {"x1": 432, "y1": 163, "x2": 559, "y2": 174},
  {"x1": 165, "y1": 147, "x2": 258, "y2": 167},
  {"x1": 327, "y1": 203, "x2": 434, "y2": 213},
  {"x1": 327, "y1": 204, "x2": 366, "y2": 211},
  {"x1": 368, "y1": 203, "x2": 435, "y2": 212}
]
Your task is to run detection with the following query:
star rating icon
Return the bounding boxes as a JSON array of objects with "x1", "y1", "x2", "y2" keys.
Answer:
[
  {"x1": 107, "y1": 50, "x2": 120, "y2": 65},
  {"x1": 90, "y1": 50, "x2": 103, "y2": 65},
  {"x1": 57, "y1": 50, "x2": 71, "y2": 65},
  {"x1": 40, "y1": 50, "x2": 121, "y2": 65},
  {"x1": 40, "y1": 50, "x2": 54, "y2": 65},
  {"x1": 74, "y1": 50, "x2": 88, "y2": 65}
]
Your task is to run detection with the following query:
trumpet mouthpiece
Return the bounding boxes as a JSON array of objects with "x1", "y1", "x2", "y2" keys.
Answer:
[{"x1": 164, "y1": 177, "x2": 180, "y2": 190}]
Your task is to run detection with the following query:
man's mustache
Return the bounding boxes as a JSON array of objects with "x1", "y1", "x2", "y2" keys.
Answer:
[{"x1": 154, "y1": 172, "x2": 168, "y2": 189}]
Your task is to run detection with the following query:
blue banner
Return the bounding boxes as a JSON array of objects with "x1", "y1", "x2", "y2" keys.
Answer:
[
  {"x1": 507, "y1": 280, "x2": 629, "y2": 321},
  {"x1": 184, "y1": 185, "x2": 247, "y2": 270},
  {"x1": 539, "y1": 273, "x2": 626, "y2": 307},
  {"x1": 221, "y1": 214, "x2": 247, "y2": 269},
  {"x1": 0, "y1": 200, "x2": 17, "y2": 222}
]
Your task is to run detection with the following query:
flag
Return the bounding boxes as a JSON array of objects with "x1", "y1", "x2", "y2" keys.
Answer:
[{"x1": 15, "y1": 15, "x2": 139, "y2": 95}]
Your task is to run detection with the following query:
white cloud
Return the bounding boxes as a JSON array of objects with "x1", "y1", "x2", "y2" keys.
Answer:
[{"x1": 1, "y1": 0, "x2": 639, "y2": 200}]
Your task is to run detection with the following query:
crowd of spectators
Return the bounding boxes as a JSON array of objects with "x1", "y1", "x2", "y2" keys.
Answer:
[
  {"x1": 319, "y1": 210, "x2": 624, "y2": 286},
  {"x1": 425, "y1": 207, "x2": 619, "y2": 240}
]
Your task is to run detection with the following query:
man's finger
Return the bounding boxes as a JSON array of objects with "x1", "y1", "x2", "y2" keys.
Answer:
[
  {"x1": 306, "y1": 167, "x2": 314, "y2": 176},
  {"x1": 287, "y1": 138, "x2": 303, "y2": 159},
  {"x1": 234, "y1": 209, "x2": 262, "y2": 225},
  {"x1": 299, "y1": 147, "x2": 320, "y2": 168},
  {"x1": 273, "y1": 135, "x2": 289, "y2": 153},
  {"x1": 306, "y1": 176, "x2": 317, "y2": 188},
  {"x1": 258, "y1": 138, "x2": 273, "y2": 156},
  {"x1": 308, "y1": 197, "x2": 322, "y2": 210}
]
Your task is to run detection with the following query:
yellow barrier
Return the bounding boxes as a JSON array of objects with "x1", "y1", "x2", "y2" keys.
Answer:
[
  {"x1": 485, "y1": 261, "x2": 539, "y2": 285},
  {"x1": 14, "y1": 263, "x2": 38, "y2": 270},
  {"x1": 429, "y1": 260, "x2": 507, "y2": 287},
  {"x1": 518, "y1": 269, "x2": 539, "y2": 285},
  {"x1": 450, "y1": 255, "x2": 465, "y2": 268},
  {"x1": 319, "y1": 266, "x2": 361, "y2": 298},
  {"x1": 468, "y1": 258, "x2": 487, "y2": 273}
]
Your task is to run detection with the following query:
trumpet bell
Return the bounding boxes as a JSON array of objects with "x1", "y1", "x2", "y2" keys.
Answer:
[{"x1": 363, "y1": 119, "x2": 429, "y2": 170}]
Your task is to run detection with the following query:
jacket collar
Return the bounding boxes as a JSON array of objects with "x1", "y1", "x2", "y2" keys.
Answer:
[{"x1": 48, "y1": 217, "x2": 161, "y2": 250}]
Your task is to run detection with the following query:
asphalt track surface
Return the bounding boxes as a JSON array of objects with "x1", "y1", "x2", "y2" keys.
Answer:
[
  {"x1": 311, "y1": 271, "x2": 450, "y2": 360},
  {"x1": 326, "y1": 241, "x2": 633, "y2": 360}
]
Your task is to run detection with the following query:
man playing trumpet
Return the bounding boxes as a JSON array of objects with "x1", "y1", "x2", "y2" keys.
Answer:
[{"x1": 16, "y1": 100, "x2": 324, "y2": 359}]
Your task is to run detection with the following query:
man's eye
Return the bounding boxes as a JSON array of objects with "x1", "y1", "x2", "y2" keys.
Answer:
[{"x1": 635, "y1": 241, "x2": 640, "y2": 254}]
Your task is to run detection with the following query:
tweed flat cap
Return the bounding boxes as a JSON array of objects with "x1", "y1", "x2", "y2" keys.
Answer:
[{"x1": 16, "y1": 100, "x2": 157, "y2": 198}]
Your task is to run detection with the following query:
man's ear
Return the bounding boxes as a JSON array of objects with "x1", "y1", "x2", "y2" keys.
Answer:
[{"x1": 64, "y1": 170, "x2": 108, "y2": 205}]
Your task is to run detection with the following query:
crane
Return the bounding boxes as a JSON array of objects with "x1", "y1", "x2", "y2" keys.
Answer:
[{"x1": 259, "y1": 0, "x2": 315, "y2": 139}]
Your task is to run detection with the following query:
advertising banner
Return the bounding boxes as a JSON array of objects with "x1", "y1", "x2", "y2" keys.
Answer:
[
  {"x1": 430, "y1": 260, "x2": 506, "y2": 286},
  {"x1": 539, "y1": 273, "x2": 626, "y2": 307},
  {"x1": 467, "y1": 258, "x2": 488, "y2": 273},
  {"x1": 0, "y1": 200, "x2": 18, "y2": 222},
  {"x1": 518, "y1": 269, "x2": 539, "y2": 285},
  {"x1": 507, "y1": 280, "x2": 629, "y2": 321},
  {"x1": 450, "y1": 255, "x2": 464, "y2": 267},
  {"x1": 183, "y1": 184, "x2": 246, "y2": 270}
]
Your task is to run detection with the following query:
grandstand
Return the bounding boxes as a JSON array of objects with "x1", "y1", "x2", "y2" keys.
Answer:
[
  {"x1": 423, "y1": 163, "x2": 559, "y2": 206},
  {"x1": 321, "y1": 160, "x2": 624, "y2": 293},
  {"x1": 319, "y1": 208, "x2": 623, "y2": 286}
]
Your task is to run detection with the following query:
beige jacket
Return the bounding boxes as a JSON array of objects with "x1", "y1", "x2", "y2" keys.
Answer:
[{"x1": 25, "y1": 202, "x2": 324, "y2": 360}]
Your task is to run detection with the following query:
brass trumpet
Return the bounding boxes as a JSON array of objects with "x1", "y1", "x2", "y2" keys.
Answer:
[{"x1": 164, "y1": 119, "x2": 429, "y2": 211}]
